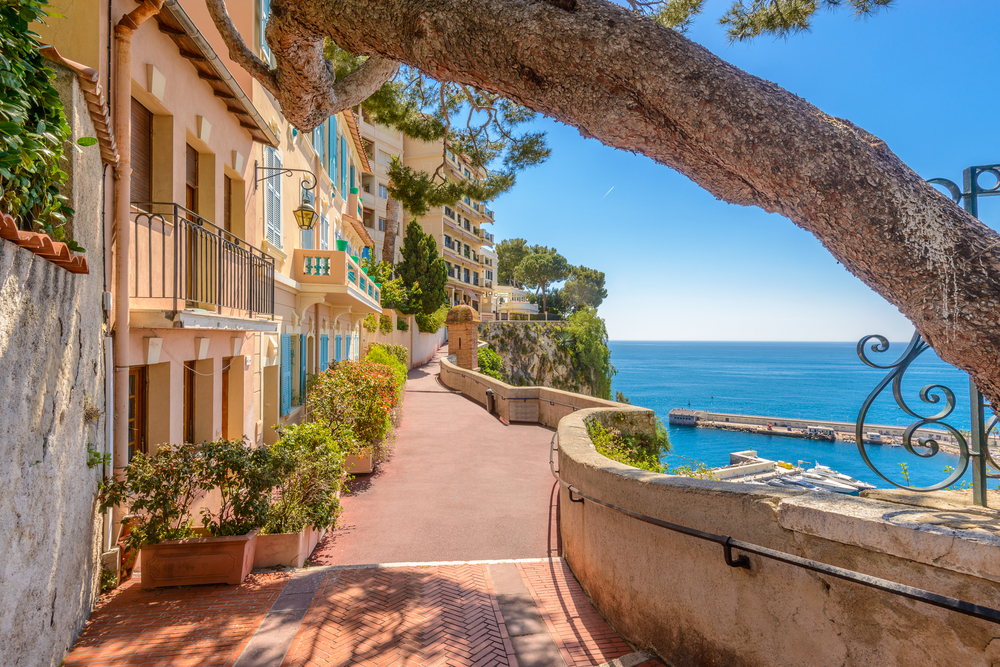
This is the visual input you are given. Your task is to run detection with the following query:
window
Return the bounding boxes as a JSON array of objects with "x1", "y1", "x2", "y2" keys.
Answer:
[
  {"x1": 473, "y1": 272, "x2": 479, "y2": 286},
  {"x1": 127, "y1": 367, "x2": 146, "y2": 460},
  {"x1": 350, "y1": 164, "x2": 355, "y2": 189},
  {"x1": 464, "y1": 196, "x2": 471, "y2": 204},
  {"x1": 340, "y1": 133, "x2": 347, "y2": 192},
  {"x1": 444, "y1": 206, "x2": 454, "y2": 219},
  {"x1": 446, "y1": 261, "x2": 453, "y2": 278},
  {"x1": 378, "y1": 217, "x2": 385, "y2": 232},
  {"x1": 130, "y1": 98, "x2": 152, "y2": 205},
  {"x1": 464, "y1": 167, "x2": 470, "y2": 178},
  {"x1": 264, "y1": 146, "x2": 282, "y2": 247},
  {"x1": 444, "y1": 234, "x2": 452, "y2": 249},
  {"x1": 185, "y1": 144, "x2": 199, "y2": 213},
  {"x1": 320, "y1": 214, "x2": 329, "y2": 250},
  {"x1": 378, "y1": 183, "x2": 388, "y2": 199},
  {"x1": 328, "y1": 117, "x2": 337, "y2": 187},
  {"x1": 464, "y1": 244, "x2": 470, "y2": 257},
  {"x1": 463, "y1": 268, "x2": 470, "y2": 283},
  {"x1": 258, "y1": 0, "x2": 272, "y2": 62},
  {"x1": 313, "y1": 123, "x2": 324, "y2": 166},
  {"x1": 378, "y1": 150, "x2": 391, "y2": 166},
  {"x1": 223, "y1": 175, "x2": 232, "y2": 232},
  {"x1": 280, "y1": 334, "x2": 291, "y2": 416}
]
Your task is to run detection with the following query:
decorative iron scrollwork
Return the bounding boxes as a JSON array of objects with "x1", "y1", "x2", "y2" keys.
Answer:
[
  {"x1": 856, "y1": 331, "x2": 1000, "y2": 493},
  {"x1": 855, "y1": 331, "x2": 971, "y2": 491}
]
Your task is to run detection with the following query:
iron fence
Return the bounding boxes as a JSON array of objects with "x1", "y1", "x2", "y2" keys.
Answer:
[{"x1": 130, "y1": 202, "x2": 275, "y2": 319}]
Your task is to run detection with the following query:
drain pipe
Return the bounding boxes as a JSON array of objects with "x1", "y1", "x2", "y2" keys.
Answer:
[{"x1": 111, "y1": 0, "x2": 163, "y2": 534}]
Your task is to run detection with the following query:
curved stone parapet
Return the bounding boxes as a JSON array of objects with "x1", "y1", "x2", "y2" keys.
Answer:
[{"x1": 556, "y1": 407, "x2": 1000, "y2": 667}]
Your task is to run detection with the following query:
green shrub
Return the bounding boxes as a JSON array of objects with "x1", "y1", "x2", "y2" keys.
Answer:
[
  {"x1": 0, "y1": 1, "x2": 83, "y2": 250},
  {"x1": 98, "y1": 443, "x2": 204, "y2": 556},
  {"x1": 379, "y1": 313, "x2": 393, "y2": 334},
  {"x1": 415, "y1": 304, "x2": 448, "y2": 333},
  {"x1": 311, "y1": 360, "x2": 400, "y2": 452},
  {"x1": 564, "y1": 307, "x2": 616, "y2": 399},
  {"x1": 396, "y1": 316, "x2": 409, "y2": 332},
  {"x1": 363, "y1": 313, "x2": 378, "y2": 332},
  {"x1": 478, "y1": 347, "x2": 503, "y2": 380},
  {"x1": 372, "y1": 342, "x2": 409, "y2": 367},
  {"x1": 586, "y1": 419, "x2": 671, "y2": 474},
  {"x1": 264, "y1": 422, "x2": 348, "y2": 534},
  {"x1": 365, "y1": 345, "x2": 407, "y2": 399},
  {"x1": 198, "y1": 438, "x2": 286, "y2": 537}
]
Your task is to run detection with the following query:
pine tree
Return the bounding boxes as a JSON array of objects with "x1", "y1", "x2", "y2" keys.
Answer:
[{"x1": 395, "y1": 221, "x2": 448, "y2": 316}]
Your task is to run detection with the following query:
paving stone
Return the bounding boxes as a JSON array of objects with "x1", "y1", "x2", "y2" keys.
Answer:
[
  {"x1": 488, "y1": 563, "x2": 530, "y2": 595},
  {"x1": 511, "y1": 633, "x2": 568, "y2": 667},
  {"x1": 497, "y1": 599, "x2": 546, "y2": 637}
]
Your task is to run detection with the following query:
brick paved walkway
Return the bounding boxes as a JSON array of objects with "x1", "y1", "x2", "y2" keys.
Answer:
[{"x1": 62, "y1": 352, "x2": 663, "y2": 667}]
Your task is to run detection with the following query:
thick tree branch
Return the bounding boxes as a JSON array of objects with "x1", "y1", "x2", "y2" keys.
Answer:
[
  {"x1": 205, "y1": 0, "x2": 278, "y2": 92},
  {"x1": 206, "y1": 0, "x2": 399, "y2": 130},
  {"x1": 255, "y1": 0, "x2": 1000, "y2": 406}
]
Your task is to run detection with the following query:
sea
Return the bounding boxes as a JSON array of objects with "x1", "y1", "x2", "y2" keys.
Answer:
[{"x1": 608, "y1": 340, "x2": 983, "y2": 490}]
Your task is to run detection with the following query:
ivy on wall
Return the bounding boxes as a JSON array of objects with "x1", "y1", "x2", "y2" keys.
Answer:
[{"x1": 0, "y1": 0, "x2": 84, "y2": 251}]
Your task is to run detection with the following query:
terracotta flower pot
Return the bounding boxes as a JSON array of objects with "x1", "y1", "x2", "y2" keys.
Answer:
[
  {"x1": 254, "y1": 526, "x2": 327, "y2": 569},
  {"x1": 139, "y1": 529, "x2": 258, "y2": 589},
  {"x1": 345, "y1": 452, "x2": 374, "y2": 474}
]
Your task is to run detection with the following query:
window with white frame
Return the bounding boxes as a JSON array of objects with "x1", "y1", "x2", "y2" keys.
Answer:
[
  {"x1": 378, "y1": 217, "x2": 385, "y2": 232},
  {"x1": 258, "y1": 0, "x2": 272, "y2": 62},
  {"x1": 378, "y1": 183, "x2": 388, "y2": 199},
  {"x1": 378, "y1": 150, "x2": 392, "y2": 166},
  {"x1": 264, "y1": 146, "x2": 281, "y2": 247},
  {"x1": 320, "y1": 214, "x2": 329, "y2": 250}
]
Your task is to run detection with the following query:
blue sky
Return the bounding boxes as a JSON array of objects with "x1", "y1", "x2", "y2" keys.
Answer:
[{"x1": 488, "y1": 0, "x2": 1000, "y2": 341}]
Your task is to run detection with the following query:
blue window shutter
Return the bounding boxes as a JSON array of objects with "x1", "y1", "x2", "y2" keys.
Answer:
[
  {"x1": 299, "y1": 334, "x2": 307, "y2": 399},
  {"x1": 320, "y1": 335, "x2": 329, "y2": 370},
  {"x1": 327, "y1": 119, "x2": 336, "y2": 178},
  {"x1": 345, "y1": 334, "x2": 351, "y2": 361},
  {"x1": 280, "y1": 334, "x2": 291, "y2": 416},
  {"x1": 354, "y1": 333, "x2": 359, "y2": 360},
  {"x1": 259, "y1": 0, "x2": 271, "y2": 60},
  {"x1": 335, "y1": 334, "x2": 342, "y2": 361},
  {"x1": 350, "y1": 165, "x2": 355, "y2": 189},
  {"x1": 341, "y1": 139, "x2": 347, "y2": 193}
]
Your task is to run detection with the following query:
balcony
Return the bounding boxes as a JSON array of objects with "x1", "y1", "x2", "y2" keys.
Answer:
[
  {"x1": 292, "y1": 249, "x2": 382, "y2": 313},
  {"x1": 129, "y1": 203, "x2": 276, "y2": 329},
  {"x1": 479, "y1": 230, "x2": 495, "y2": 245}
]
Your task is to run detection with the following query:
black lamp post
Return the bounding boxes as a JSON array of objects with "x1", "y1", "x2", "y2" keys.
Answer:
[{"x1": 254, "y1": 161, "x2": 319, "y2": 230}]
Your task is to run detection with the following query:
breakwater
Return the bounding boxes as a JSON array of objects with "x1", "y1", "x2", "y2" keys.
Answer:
[{"x1": 668, "y1": 409, "x2": 979, "y2": 456}]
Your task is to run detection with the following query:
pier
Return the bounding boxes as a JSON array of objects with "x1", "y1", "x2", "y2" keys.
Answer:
[{"x1": 666, "y1": 408, "x2": 989, "y2": 455}]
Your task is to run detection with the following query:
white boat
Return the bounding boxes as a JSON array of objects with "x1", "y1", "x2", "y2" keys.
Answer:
[
  {"x1": 801, "y1": 472, "x2": 861, "y2": 494},
  {"x1": 808, "y1": 464, "x2": 876, "y2": 490},
  {"x1": 766, "y1": 476, "x2": 830, "y2": 492}
]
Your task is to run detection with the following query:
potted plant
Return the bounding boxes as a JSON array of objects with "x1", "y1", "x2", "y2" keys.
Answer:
[
  {"x1": 99, "y1": 439, "x2": 280, "y2": 589},
  {"x1": 254, "y1": 423, "x2": 347, "y2": 568}
]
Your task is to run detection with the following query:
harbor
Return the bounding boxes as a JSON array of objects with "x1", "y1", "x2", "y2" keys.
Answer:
[{"x1": 666, "y1": 408, "x2": 989, "y2": 456}]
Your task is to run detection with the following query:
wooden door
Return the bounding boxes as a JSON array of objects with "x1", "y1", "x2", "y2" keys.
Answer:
[
  {"x1": 127, "y1": 367, "x2": 147, "y2": 460},
  {"x1": 183, "y1": 362, "x2": 195, "y2": 443},
  {"x1": 221, "y1": 359, "x2": 230, "y2": 440}
]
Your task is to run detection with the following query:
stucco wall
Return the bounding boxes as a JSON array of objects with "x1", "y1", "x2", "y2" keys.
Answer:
[
  {"x1": 0, "y1": 68, "x2": 107, "y2": 667},
  {"x1": 440, "y1": 360, "x2": 1000, "y2": 666},
  {"x1": 558, "y1": 408, "x2": 1000, "y2": 667}
]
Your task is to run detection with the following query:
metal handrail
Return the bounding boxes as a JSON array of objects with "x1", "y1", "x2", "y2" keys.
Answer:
[
  {"x1": 130, "y1": 202, "x2": 275, "y2": 319},
  {"x1": 549, "y1": 431, "x2": 1000, "y2": 625}
]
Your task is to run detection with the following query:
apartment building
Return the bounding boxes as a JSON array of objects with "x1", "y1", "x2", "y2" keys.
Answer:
[
  {"x1": 35, "y1": 0, "x2": 382, "y2": 461},
  {"x1": 359, "y1": 109, "x2": 405, "y2": 264},
  {"x1": 402, "y1": 137, "x2": 497, "y2": 318}
]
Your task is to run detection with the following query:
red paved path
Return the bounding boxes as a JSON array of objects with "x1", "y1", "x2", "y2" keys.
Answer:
[
  {"x1": 62, "y1": 351, "x2": 662, "y2": 667},
  {"x1": 311, "y1": 351, "x2": 560, "y2": 566}
]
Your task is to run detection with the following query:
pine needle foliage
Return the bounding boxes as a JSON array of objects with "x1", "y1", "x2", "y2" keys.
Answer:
[{"x1": 325, "y1": 42, "x2": 550, "y2": 215}]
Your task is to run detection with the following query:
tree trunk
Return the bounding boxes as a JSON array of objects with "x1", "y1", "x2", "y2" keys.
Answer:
[
  {"x1": 541, "y1": 284, "x2": 548, "y2": 320},
  {"x1": 382, "y1": 195, "x2": 401, "y2": 264},
  {"x1": 220, "y1": 0, "x2": 1000, "y2": 405}
]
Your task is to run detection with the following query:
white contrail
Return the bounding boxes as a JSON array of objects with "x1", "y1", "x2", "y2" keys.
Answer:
[{"x1": 600, "y1": 186, "x2": 614, "y2": 200}]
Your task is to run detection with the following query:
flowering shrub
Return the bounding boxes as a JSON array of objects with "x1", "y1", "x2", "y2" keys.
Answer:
[
  {"x1": 363, "y1": 313, "x2": 378, "y2": 332},
  {"x1": 379, "y1": 313, "x2": 393, "y2": 334},
  {"x1": 586, "y1": 419, "x2": 670, "y2": 474},
  {"x1": 366, "y1": 346, "x2": 407, "y2": 400},
  {"x1": 311, "y1": 360, "x2": 401, "y2": 452}
]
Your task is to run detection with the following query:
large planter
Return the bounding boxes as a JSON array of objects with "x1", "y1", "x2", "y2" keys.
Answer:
[
  {"x1": 345, "y1": 452, "x2": 374, "y2": 474},
  {"x1": 139, "y1": 529, "x2": 258, "y2": 589},
  {"x1": 254, "y1": 526, "x2": 327, "y2": 569}
]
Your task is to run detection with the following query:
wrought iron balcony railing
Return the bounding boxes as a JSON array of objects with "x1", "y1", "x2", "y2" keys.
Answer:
[{"x1": 130, "y1": 203, "x2": 275, "y2": 319}]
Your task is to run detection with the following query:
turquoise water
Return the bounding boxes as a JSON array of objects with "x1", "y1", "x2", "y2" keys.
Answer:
[{"x1": 608, "y1": 341, "x2": 981, "y2": 489}]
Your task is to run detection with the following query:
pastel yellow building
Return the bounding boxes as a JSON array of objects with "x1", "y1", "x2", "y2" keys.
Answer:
[
  {"x1": 358, "y1": 109, "x2": 406, "y2": 264},
  {"x1": 402, "y1": 137, "x2": 497, "y2": 318}
]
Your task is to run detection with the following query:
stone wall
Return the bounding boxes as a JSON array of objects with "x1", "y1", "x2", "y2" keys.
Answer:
[
  {"x1": 440, "y1": 360, "x2": 1000, "y2": 666},
  {"x1": 479, "y1": 321, "x2": 600, "y2": 397},
  {"x1": 0, "y1": 68, "x2": 107, "y2": 667}
]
